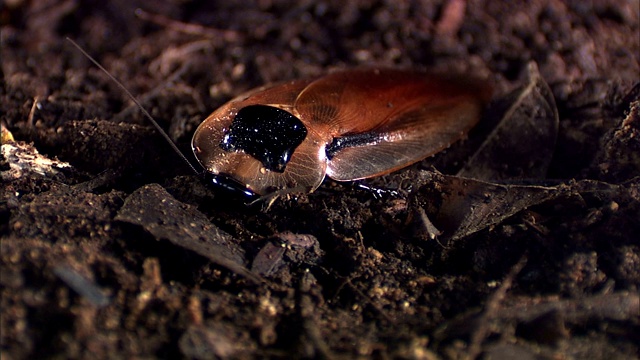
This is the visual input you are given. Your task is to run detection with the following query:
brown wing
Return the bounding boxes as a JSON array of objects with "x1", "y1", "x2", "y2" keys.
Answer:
[{"x1": 293, "y1": 69, "x2": 491, "y2": 181}]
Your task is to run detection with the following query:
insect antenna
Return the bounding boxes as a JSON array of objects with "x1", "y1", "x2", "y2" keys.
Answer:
[{"x1": 66, "y1": 37, "x2": 201, "y2": 176}]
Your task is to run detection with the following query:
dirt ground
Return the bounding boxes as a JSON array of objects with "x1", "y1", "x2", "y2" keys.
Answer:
[{"x1": 1, "y1": 0, "x2": 639, "y2": 359}]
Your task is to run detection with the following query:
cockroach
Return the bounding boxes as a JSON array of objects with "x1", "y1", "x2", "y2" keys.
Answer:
[{"x1": 68, "y1": 39, "x2": 491, "y2": 203}]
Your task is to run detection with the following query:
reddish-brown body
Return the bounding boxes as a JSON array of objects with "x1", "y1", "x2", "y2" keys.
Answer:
[{"x1": 192, "y1": 69, "x2": 491, "y2": 196}]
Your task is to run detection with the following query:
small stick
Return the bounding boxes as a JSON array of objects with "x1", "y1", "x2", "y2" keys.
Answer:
[
  {"x1": 135, "y1": 9, "x2": 242, "y2": 42},
  {"x1": 466, "y1": 255, "x2": 528, "y2": 360}
]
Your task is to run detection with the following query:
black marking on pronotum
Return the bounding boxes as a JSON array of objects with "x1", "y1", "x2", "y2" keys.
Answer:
[{"x1": 220, "y1": 105, "x2": 307, "y2": 173}]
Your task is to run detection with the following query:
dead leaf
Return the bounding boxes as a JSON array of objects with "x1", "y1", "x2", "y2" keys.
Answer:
[
  {"x1": 459, "y1": 62, "x2": 559, "y2": 180},
  {"x1": 115, "y1": 184, "x2": 261, "y2": 283},
  {"x1": 411, "y1": 172, "x2": 631, "y2": 242}
]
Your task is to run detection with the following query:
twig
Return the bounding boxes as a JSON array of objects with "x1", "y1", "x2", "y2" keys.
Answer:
[
  {"x1": 466, "y1": 255, "x2": 528, "y2": 360},
  {"x1": 135, "y1": 9, "x2": 243, "y2": 43}
]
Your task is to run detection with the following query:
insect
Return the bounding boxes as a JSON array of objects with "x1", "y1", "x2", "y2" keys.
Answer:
[
  {"x1": 193, "y1": 69, "x2": 491, "y2": 198},
  {"x1": 67, "y1": 39, "x2": 490, "y2": 202}
]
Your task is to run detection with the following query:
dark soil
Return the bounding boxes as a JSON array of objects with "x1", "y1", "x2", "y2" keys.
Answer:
[{"x1": 2, "y1": 1, "x2": 639, "y2": 359}]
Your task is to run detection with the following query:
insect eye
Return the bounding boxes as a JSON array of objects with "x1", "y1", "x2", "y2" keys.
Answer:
[
  {"x1": 204, "y1": 172, "x2": 260, "y2": 202},
  {"x1": 220, "y1": 105, "x2": 307, "y2": 173}
]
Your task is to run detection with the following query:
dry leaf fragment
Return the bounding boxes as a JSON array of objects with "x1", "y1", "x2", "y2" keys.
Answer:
[
  {"x1": 459, "y1": 62, "x2": 559, "y2": 181},
  {"x1": 115, "y1": 184, "x2": 261, "y2": 283},
  {"x1": 411, "y1": 171, "x2": 630, "y2": 242}
]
